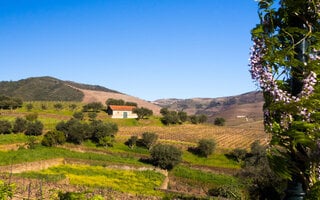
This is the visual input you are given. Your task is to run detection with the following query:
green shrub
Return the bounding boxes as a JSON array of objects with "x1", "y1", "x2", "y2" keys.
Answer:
[
  {"x1": 126, "y1": 135, "x2": 138, "y2": 149},
  {"x1": 226, "y1": 148, "x2": 247, "y2": 163},
  {"x1": 0, "y1": 120, "x2": 12, "y2": 134},
  {"x1": 141, "y1": 132, "x2": 158, "y2": 149},
  {"x1": 72, "y1": 111, "x2": 84, "y2": 120},
  {"x1": 214, "y1": 117, "x2": 225, "y2": 126},
  {"x1": 25, "y1": 121, "x2": 43, "y2": 136},
  {"x1": 25, "y1": 112, "x2": 38, "y2": 122},
  {"x1": 12, "y1": 117, "x2": 27, "y2": 133},
  {"x1": 150, "y1": 144, "x2": 182, "y2": 170},
  {"x1": 41, "y1": 130, "x2": 66, "y2": 147},
  {"x1": 197, "y1": 139, "x2": 216, "y2": 157},
  {"x1": 90, "y1": 121, "x2": 118, "y2": 143},
  {"x1": 208, "y1": 186, "x2": 241, "y2": 200}
]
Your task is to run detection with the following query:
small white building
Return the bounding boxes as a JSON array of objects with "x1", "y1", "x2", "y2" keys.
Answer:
[{"x1": 107, "y1": 105, "x2": 138, "y2": 119}]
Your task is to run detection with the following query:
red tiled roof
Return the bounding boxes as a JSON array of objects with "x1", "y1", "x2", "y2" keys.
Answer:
[{"x1": 108, "y1": 105, "x2": 136, "y2": 111}]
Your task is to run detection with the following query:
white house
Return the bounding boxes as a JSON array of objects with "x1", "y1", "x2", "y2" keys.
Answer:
[{"x1": 107, "y1": 105, "x2": 138, "y2": 119}]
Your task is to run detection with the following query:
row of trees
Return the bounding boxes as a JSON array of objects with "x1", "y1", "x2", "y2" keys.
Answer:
[
  {"x1": 0, "y1": 114, "x2": 43, "y2": 136},
  {"x1": 0, "y1": 95, "x2": 23, "y2": 110},
  {"x1": 160, "y1": 108, "x2": 208, "y2": 125}
]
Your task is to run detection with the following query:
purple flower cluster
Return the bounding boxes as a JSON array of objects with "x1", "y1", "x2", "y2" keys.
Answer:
[{"x1": 249, "y1": 38, "x2": 317, "y2": 103}]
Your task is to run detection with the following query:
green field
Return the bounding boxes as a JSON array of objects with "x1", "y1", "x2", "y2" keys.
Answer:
[{"x1": 0, "y1": 102, "x2": 260, "y2": 199}]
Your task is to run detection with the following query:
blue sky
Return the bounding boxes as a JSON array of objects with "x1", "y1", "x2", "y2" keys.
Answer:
[{"x1": 0, "y1": 0, "x2": 260, "y2": 101}]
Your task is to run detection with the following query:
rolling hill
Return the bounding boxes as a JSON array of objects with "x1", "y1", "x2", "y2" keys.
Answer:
[
  {"x1": 0, "y1": 76, "x2": 161, "y2": 114},
  {"x1": 153, "y1": 91, "x2": 264, "y2": 126},
  {"x1": 0, "y1": 76, "x2": 264, "y2": 122}
]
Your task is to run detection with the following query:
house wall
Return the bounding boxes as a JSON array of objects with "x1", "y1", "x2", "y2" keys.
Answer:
[{"x1": 111, "y1": 110, "x2": 138, "y2": 119}]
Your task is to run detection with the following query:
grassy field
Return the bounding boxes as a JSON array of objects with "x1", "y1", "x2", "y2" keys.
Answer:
[{"x1": 0, "y1": 101, "x2": 266, "y2": 199}]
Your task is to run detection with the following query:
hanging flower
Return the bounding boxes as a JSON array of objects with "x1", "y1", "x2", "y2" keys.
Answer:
[{"x1": 249, "y1": 38, "x2": 317, "y2": 103}]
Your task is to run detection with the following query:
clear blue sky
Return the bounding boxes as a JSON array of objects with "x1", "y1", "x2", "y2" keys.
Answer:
[{"x1": 0, "y1": 0, "x2": 260, "y2": 101}]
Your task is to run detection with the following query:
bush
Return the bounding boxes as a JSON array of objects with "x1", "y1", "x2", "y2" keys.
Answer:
[
  {"x1": 141, "y1": 132, "x2": 158, "y2": 149},
  {"x1": 25, "y1": 121, "x2": 43, "y2": 136},
  {"x1": 26, "y1": 103, "x2": 33, "y2": 111},
  {"x1": 26, "y1": 136, "x2": 38, "y2": 149},
  {"x1": 98, "y1": 136, "x2": 115, "y2": 148},
  {"x1": 53, "y1": 103, "x2": 63, "y2": 110},
  {"x1": 126, "y1": 135, "x2": 138, "y2": 149},
  {"x1": 226, "y1": 148, "x2": 247, "y2": 163},
  {"x1": 82, "y1": 102, "x2": 103, "y2": 112},
  {"x1": 73, "y1": 111, "x2": 84, "y2": 120},
  {"x1": 90, "y1": 121, "x2": 118, "y2": 143},
  {"x1": 0, "y1": 120, "x2": 12, "y2": 134},
  {"x1": 12, "y1": 117, "x2": 28, "y2": 133},
  {"x1": 197, "y1": 139, "x2": 216, "y2": 157},
  {"x1": 25, "y1": 113, "x2": 38, "y2": 122},
  {"x1": 208, "y1": 186, "x2": 241, "y2": 199},
  {"x1": 150, "y1": 144, "x2": 182, "y2": 170},
  {"x1": 41, "y1": 130, "x2": 66, "y2": 147},
  {"x1": 214, "y1": 117, "x2": 225, "y2": 126}
]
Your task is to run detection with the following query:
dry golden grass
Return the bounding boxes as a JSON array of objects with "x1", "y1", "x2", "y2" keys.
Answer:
[{"x1": 118, "y1": 123, "x2": 270, "y2": 150}]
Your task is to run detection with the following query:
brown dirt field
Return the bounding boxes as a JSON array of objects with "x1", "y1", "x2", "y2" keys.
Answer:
[
  {"x1": 70, "y1": 86, "x2": 161, "y2": 115},
  {"x1": 118, "y1": 124, "x2": 269, "y2": 149}
]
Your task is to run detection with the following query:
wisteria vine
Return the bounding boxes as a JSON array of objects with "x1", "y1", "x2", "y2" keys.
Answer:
[{"x1": 249, "y1": 38, "x2": 317, "y2": 104}]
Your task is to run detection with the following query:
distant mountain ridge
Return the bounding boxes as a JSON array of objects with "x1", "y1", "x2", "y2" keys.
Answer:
[
  {"x1": 153, "y1": 91, "x2": 264, "y2": 126},
  {"x1": 0, "y1": 76, "x2": 120, "y2": 101}
]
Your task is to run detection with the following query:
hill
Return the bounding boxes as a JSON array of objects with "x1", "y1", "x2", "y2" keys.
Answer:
[
  {"x1": 153, "y1": 91, "x2": 264, "y2": 126},
  {"x1": 0, "y1": 76, "x2": 161, "y2": 114}
]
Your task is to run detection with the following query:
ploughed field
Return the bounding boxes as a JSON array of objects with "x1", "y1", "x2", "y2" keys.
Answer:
[{"x1": 0, "y1": 101, "x2": 267, "y2": 199}]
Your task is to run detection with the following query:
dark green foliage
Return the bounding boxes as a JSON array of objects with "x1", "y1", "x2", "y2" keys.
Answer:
[
  {"x1": 189, "y1": 114, "x2": 208, "y2": 124},
  {"x1": 90, "y1": 120, "x2": 118, "y2": 143},
  {"x1": 25, "y1": 121, "x2": 44, "y2": 136},
  {"x1": 208, "y1": 186, "x2": 241, "y2": 200},
  {"x1": 160, "y1": 108, "x2": 169, "y2": 116},
  {"x1": 56, "y1": 119, "x2": 118, "y2": 145},
  {"x1": 150, "y1": 144, "x2": 182, "y2": 170},
  {"x1": 41, "y1": 104, "x2": 47, "y2": 110},
  {"x1": 88, "y1": 112, "x2": 97, "y2": 121},
  {"x1": 161, "y1": 111, "x2": 180, "y2": 125},
  {"x1": 0, "y1": 120, "x2": 12, "y2": 134},
  {"x1": 237, "y1": 141, "x2": 286, "y2": 199},
  {"x1": 106, "y1": 98, "x2": 125, "y2": 106},
  {"x1": 178, "y1": 111, "x2": 188, "y2": 123},
  {"x1": 0, "y1": 77, "x2": 84, "y2": 101},
  {"x1": 125, "y1": 101, "x2": 138, "y2": 106},
  {"x1": 0, "y1": 95, "x2": 22, "y2": 109},
  {"x1": 26, "y1": 103, "x2": 33, "y2": 111},
  {"x1": 226, "y1": 148, "x2": 247, "y2": 163},
  {"x1": 98, "y1": 136, "x2": 115, "y2": 148},
  {"x1": 41, "y1": 130, "x2": 66, "y2": 147},
  {"x1": 141, "y1": 132, "x2": 158, "y2": 149},
  {"x1": 60, "y1": 119, "x2": 89, "y2": 144},
  {"x1": 25, "y1": 113, "x2": 38, "y2": 122},
  {"x1": 133, "y1": 107, "x2": 153, "y2": 120},
  {"x1": 73, "y1": 111, "x2": 84, "y2": 120},
  {"x1": 126, "y1": 135, "x2": 138, "y2": 149},
  {"x1": 69, "y1": 104, "x2": 77, "y2": 111},
  {"x1": 58, "y1": 191, "x2": 85, "y2": 200},
  {"x1": 196, "y1": 139, "x2": 216, "y2": 157},
  {"x1": 306, "y1": 182, "x2": 320, "y2": 200},
  {"x1": 53, "y1": 103, "x2": 63, "y2": 110},
  {"x1": 214, "y1": 117, "x2": 225, "y2": 126},
  {"x1": 26, "y1": 136, "x2": 38, "y2": 149},
  {"x1": 82, "y1": 102, "x2": 103, "y2": 112},
  {"x1": 12, "y1": 117, "x2": 28, "y2": 133}
]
